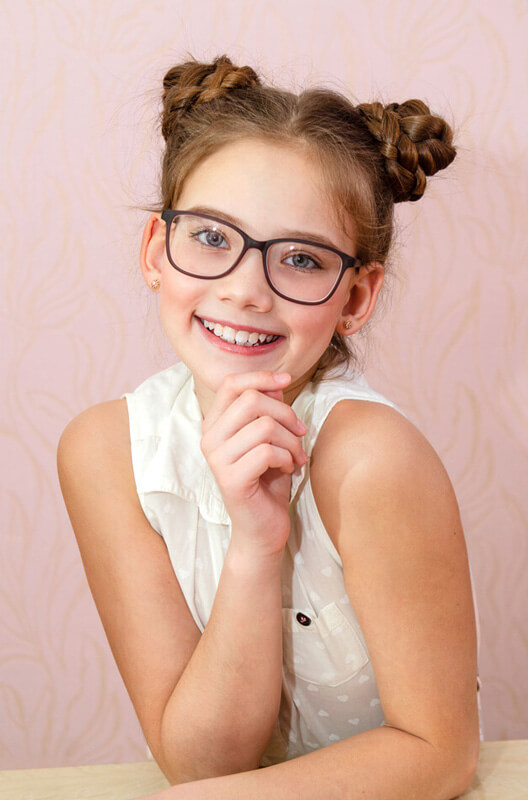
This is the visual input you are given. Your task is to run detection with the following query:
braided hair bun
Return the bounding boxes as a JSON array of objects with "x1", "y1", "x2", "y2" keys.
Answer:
[
  {"x1": 356, "y1": 100, "x2": 456, "y2": 203},
  {"x1": 161, "y1": 55, "x2": 260, "y2": 142}
]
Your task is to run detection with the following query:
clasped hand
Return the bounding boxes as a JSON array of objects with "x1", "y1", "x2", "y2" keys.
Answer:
[{"x1": 200, "y1": 371, "x2": 308, "y2": 557}]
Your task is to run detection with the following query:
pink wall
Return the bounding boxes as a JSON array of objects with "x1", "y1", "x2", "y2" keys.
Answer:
[{"x1": 2, "y1": 0, "x2": 527, "y2": 768}]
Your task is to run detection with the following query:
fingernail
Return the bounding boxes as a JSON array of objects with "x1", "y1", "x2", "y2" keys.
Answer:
[
  {"x1": 273, "y1": 372, "x2": 291, "y2": 384},
  {"x1": 296, "y1": 419, "x2": 307, "y2": 433}
]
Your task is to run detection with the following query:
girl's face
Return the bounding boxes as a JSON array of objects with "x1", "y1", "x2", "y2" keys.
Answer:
[{"x1": 142, "y1": 138, "x2": 382, "y2": 414}]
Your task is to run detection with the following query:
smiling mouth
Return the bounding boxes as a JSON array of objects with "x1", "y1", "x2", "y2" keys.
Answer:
[{"x1": 198, "y1": 317, "x2": 281, "y2": 347}]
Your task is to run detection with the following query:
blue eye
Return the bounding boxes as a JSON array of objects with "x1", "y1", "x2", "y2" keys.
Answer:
[
  {"x1": 191, "y1": 227, "x2": 229, "y2": 249},
  {"x1": 283, "y1": 252, "x2": 322, "y2": 271}
]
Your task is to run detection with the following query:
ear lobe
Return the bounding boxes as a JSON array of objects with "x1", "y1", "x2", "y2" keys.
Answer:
[
  {"x1": 140, "y1": 213, "x2": 165, "y2": 286},
  {"x1": 337, "y1": 265, "x2": 384, "y2": 336}
]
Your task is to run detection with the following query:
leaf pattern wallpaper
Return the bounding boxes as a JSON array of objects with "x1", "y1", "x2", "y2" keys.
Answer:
[{"x1": 1, "y1": 0, "x2": 527, "y2": 768}]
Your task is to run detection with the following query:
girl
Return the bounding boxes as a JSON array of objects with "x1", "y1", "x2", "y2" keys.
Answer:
[{"x1": 58, "y1": 55, "x2": 480, "y2": 799}]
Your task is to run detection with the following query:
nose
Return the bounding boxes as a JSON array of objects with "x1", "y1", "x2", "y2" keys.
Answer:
[{"x1": 215, "y1": 247, "x2": 273, "y2": 311}]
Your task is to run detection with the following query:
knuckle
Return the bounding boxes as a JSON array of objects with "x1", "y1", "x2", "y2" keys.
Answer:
[
  {"x1": 200, "y1": 438, "x2": 219, "y2": 465},
  {"x1": 221, "y1": 373, "x2": 239, "y2": 393},
  {"x1": 243, "y1": 388, "x2": 261, "y2": 407},
  {"x1": 207, "y1": 451, "x2": 221, "y2": 474},
  {"x1": 260, "y1": 442, "x2": 274, "y2": 459},
  {"x1": 202, "y1": 451, "x2": 216, "y2": 472},
  {"x1": 258, "y1": 415, "x2": 275, "y2": 437}
]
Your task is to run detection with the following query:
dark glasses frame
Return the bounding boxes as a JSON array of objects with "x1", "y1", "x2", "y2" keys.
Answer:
[{"x1": 161, "y1": 209, "x2": 361, "y2": 306}]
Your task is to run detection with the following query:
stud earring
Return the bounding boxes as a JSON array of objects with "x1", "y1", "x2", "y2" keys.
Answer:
[
  {"x1": 150, "y1": 279, "x2": 160, "y2": 290},
  {"x1": 344, "y1": 320, "x2": 353, "y2": 330}
]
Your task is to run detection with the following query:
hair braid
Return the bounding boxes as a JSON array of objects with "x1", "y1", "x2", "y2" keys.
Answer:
[
  {"x1": 356, "y1": 100, "x2": 456, "y2": 202},
  {"x1": 161, "y1": 55, "x2": 260, "y2": 141}
]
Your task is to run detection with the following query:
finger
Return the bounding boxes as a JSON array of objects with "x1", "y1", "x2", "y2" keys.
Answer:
[
  {"x1": 204, "y1": 371, "x2": 292, "y2": 430},
  {"x1": 230, "y1": 443, "x2": 297, "y2": 484},
  {"x1": 202, "y1": 390, "x2": 307, "y2": 455},
  {"x1": 208, "y1": 415, "x2": 308, "y2": 471},
  {"x1": 204, "y1": 371, "x2": 290, "y2": 431}
]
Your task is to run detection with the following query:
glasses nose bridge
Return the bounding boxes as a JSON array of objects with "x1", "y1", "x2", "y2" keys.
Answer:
[
  {"x1": 242, "y1": 232, "x2": 267, "y2": 257},
  {"x1": 215, "y1": 231, "x2": 273, "y2": 309},
  {"x1": 235, "y1": 232, "x2": 269, "y2": 274}
]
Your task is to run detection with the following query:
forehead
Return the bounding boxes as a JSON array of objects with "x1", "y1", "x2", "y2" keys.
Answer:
[{"x1": 176, "y1": 138, "x2": 355, "y2": 249}]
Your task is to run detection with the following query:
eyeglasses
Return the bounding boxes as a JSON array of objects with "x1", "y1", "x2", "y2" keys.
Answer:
[{"x1": 160, "y1": 210, "x2": 361, "y2": 305}]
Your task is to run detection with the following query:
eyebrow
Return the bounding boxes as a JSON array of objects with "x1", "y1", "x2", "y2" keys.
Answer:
[{"x1": 182, "y1": 204, "x2": 344, "y2": 251}]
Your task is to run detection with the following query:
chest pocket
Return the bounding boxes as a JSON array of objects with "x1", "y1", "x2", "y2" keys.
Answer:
[{"x1": 282, "y1": 602, "x2": 369, "y2": 687}]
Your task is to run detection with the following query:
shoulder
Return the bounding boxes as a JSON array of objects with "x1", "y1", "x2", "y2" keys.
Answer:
[
  {"x1": 58, "y1": 398, "x2": 130, "y2": 460},
  {"x1": 310, "y1": 398, "x2": 461, "y2": 558},
  {"x1": 311, "y1": 396, "x2": 447, "y2": 486},
  {"x1": 57, "y1": 399, "x2": 133, "y2": 497}
]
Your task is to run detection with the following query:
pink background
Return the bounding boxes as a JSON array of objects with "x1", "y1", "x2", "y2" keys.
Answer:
[{"x1": 2, "y1": 0, "x2": 528, "y2": 769}]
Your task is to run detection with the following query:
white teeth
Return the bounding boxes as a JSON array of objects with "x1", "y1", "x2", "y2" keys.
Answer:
[
  {"x1": 235, "y1": 330, "x2": 249, "y2": 345},
  {"x1": 222, "y1": 326, "x2": 236, "y2": 344},
  {"x1": 201, "y1": 318, "x2": 278, "y2": 347}
]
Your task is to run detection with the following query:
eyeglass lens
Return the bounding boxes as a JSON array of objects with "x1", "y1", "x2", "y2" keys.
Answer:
[{"x1": 167, "y1": 213, "x2": 343, "y2": 303}]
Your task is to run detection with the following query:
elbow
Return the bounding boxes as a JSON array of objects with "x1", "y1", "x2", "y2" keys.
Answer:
[
  {"x1": 449, "y1": 744, "x2": 479, "y2": 799},
  {"x1": 158, "y1": 760, "x2": 249, "y2": 787},
  {"x1": 162, "y1": 767, "x2": 196, "y2": 787},
  {"x1": 147, "y1": 743, "x2": 193, "y2": 786},
  {"x1": 158, "y1": 747, "x2": 259, "y2": 786},
  {"x1": 156, "y1": 703, "x2": 268, "y2": 783},
  {"x1": 456, "y1": 719, "x2": 481, "y2": 797},
  {"x1": 154, "y1": 727, "x2": 259, "y2": 785},
  {"x1": 437, "y1": 734, "x2": 480, "y2": 800},
  {"x1": 148, "y1": 733, "x2": 197, "y2": 786}
]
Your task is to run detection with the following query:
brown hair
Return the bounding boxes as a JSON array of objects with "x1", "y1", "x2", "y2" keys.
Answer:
[{"x1": 156, "y1": 55, "x2": 456, "y2": 378}]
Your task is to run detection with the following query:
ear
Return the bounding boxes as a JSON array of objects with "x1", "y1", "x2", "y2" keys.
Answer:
[
  {"x1": 139, "y1": 213, "x2": 165, "y2": 288},
  {"x1": 336, "y1": 264, "x2": 384, "y2": 336}
]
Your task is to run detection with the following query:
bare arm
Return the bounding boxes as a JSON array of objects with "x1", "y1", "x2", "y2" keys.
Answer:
[
  {"x1": 130, "y1": 399, "x2": 480, "y2": 800},
  {"x1": 159, "y1": 371, "x2": 307, "y2": 780},
  {"x1": 57, "y1": 372, "x2": 307, "y2": 784},
  {"x1": 135, "y1": 726, "x2": 474, "y2": 800},
  {"x1": 159, "y1": 545, "x2": 284, "y2": 781}
]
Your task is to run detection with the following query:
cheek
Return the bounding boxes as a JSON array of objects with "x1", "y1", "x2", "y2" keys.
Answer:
[
  {"x1": 160, "y1": 272, "x2": 202, "y2": 314},
  {"x1": 293, "y1": 302, "x2": 342, "y2": 337},
  {"x1": 157, "y1": 278, "x2": 201, "y2": 345},
  {"x1": 289, "y1": 307, "x2": 341, "y2": 361}
]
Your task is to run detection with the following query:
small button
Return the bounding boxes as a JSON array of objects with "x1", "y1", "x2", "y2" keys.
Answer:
[{"x1": 296, "y1": 612, "x2": 312, "y2": 627}]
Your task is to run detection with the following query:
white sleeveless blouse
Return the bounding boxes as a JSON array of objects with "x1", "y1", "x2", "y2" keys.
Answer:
[{"x1": 124, "y1": 361, "x2": 481, "y2": 765}]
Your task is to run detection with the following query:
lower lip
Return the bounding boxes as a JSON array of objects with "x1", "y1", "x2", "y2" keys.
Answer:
[{"x1": 196, "y1": 317, "x2": 284, "y2": 355}]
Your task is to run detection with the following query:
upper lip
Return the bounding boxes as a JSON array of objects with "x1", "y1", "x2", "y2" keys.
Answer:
[{"x1": 196, "y1": 315, "x2": 282, "y2": 337}]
